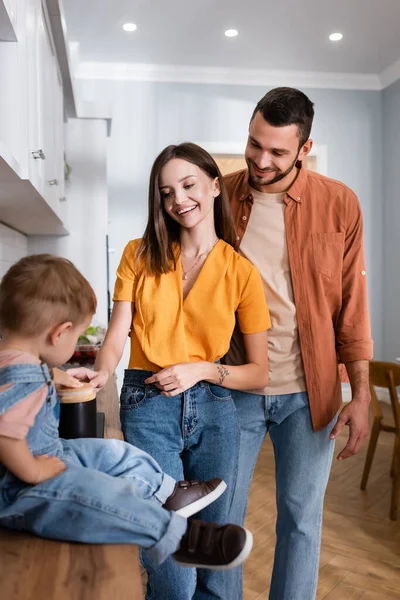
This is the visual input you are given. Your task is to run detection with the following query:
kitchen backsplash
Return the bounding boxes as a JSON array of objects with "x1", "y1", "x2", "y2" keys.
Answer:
[{"x1": 0, "y1": 223, "x2": 28, "y2": 279}]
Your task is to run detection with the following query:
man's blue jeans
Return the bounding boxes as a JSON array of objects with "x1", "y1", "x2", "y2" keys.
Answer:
[{"x1": 229, "y1": 391, "x2": 336, "y2": 600}]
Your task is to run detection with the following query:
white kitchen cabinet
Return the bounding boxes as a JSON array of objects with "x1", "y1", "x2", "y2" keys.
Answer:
[
  {"x1": 0, "y1": 0, "x2": 18, "y2": 41},
  {"x1": 0, "y1": 0, "x2": 68, "y2": 234},
  {"x1": 27, "y1": 0, "x2": 65, "y2": 212},
  {"x1": 25, "y1": 0, "x2": 44, "y2": 193}
]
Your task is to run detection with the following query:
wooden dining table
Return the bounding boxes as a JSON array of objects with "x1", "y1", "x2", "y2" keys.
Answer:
[{"x1": 0, "y1": 375, "x2": 144, "y2": 600}]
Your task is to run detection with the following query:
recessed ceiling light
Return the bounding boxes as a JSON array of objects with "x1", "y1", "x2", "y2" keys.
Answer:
[
  {"x1": 329, "y1": 32, "x2": 343, "y2": 42},
  {"x1": 123, "y1": 23, "x2": 137, "y2": 32},
  {"x1": 225, "y1": 29, "x2": 238, "y2": 38}
]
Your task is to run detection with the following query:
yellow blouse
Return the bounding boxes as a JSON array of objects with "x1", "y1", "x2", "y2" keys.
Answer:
[{"x1": 113, "y1": 239, "x2": 271, "y2": 370}]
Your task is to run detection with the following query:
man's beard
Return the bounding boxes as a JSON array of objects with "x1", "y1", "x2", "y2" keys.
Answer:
[{"x1": 247, "y1": 154, "x2": 299, "y2": 188}]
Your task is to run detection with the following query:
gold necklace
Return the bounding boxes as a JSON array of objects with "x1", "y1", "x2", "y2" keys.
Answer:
[{"x1": 181, "y1": 238, "x2": 219, "y2": 281}]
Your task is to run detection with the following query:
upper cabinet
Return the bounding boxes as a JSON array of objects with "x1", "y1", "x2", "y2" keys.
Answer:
[
  {"x1": 0, "y1": 0, "x2": 67, "y2": 234},
  {"x1": 0, "y1": 0, "x2": 17, "y2": 41}
]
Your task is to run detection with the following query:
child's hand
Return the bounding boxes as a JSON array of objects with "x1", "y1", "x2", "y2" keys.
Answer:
[
  {"x1": 52, "y1": 367, "x2": 83, "y2": 388},
  {"x1": 66, "y1": 367, "x2": 109, "y2": 391},
  {"x1": 31, "y1": 455, "x2": 67, "y2": 484}
]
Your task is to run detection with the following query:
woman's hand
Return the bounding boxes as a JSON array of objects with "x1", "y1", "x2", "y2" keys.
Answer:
[
  {"x1": 145, "y1": 362, "x2": 211, "y2": 396},
  {"x1": 66, "y1": 367, "x2": 110, "y2": 391}
]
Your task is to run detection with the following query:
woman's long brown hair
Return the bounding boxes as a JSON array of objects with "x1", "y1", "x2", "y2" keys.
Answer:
[{"x1": 135, "y1": 142, "x2": 237, "y2": 276}]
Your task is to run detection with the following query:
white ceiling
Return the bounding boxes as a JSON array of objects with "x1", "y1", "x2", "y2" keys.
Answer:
[{"x1": 63, "y1": 0, "x2": 400, "y2": 76}]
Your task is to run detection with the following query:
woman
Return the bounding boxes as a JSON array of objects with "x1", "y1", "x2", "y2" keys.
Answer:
[{"x1": 71, "y1": 143, "x2": 271, "y2": 600}]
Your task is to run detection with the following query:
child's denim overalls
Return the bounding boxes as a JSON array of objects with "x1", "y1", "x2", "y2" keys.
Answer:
[{"x1": 0, "y1": 362, "x2": 186, "y2": 563}]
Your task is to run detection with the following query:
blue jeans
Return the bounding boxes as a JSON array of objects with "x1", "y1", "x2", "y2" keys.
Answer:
[
  {"x1": 0, "y1": 362, "x2": 187, "y2": 563},
  {"x1": 120, "y1": 369, "x2": 241, "y2": 600},
  {"x1": 229, "y1": 391, "x2": 336, "y2": 600}
]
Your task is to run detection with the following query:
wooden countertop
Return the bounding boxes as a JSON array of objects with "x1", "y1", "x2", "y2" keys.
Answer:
[
  {"x1": 0, "y1": 374, "x2": 144, "y2": 599},
  {"x1": 97, "y1": 373, "x2": 123, "y2": 437}
]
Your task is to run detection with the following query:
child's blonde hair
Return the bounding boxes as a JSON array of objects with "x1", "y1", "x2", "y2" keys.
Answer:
[{"x1": 0, "y1": 254, "x2": 97, "y2": 336}]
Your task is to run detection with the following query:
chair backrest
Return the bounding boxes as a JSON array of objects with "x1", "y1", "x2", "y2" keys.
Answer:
[{"x1": 369, "y1": 361, "x2": 400, "y2": 431}]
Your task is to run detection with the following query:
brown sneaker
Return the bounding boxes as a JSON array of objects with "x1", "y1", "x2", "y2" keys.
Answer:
[
  {"x1": 163, "y1": 479, "x2": 226, "y2": 518},
  {"x1": 172, "y1": 520, "x2": 253, "y2": 570}
]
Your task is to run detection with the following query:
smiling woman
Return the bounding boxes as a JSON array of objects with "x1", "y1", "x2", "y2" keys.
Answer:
[
  {"x1": 68, "y1": 142, "x2": 271, "y2": 599},
  {"x1": 136, "y1": 143, "x2": 237, "y2": 276}
]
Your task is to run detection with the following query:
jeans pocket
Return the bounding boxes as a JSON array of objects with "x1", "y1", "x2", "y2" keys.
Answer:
[
  {"x1": 120, "y1": 384, "x2": 147, "y2": 411},
  {"x1": 205, "y1": 383, "x2": 233, "y2": 401}
]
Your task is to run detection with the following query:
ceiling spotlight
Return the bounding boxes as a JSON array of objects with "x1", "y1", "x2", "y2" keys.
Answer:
[
  {"x1": 225, "y1": 29, "x2": 238, "y2": 38},
  {"x1": 123, "y1": 23, "x2": 137, "y2": 32},
  {"x1": 329, "y1": 32, "x2": 343, "y2": 42}
]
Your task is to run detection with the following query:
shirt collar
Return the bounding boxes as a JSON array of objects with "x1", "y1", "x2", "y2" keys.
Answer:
[{"x1": 285, "y1": 163, "x2": 308, "y2": 204}]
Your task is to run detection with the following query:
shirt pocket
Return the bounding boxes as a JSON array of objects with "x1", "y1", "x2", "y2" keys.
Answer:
[{"x1": 311, "y1": 232, "x2": 345, "y2": 279}]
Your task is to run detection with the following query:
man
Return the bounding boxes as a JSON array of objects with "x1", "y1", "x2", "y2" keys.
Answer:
[{"x1": 224, "y1": 87, "x2": 373, "y2": 600}]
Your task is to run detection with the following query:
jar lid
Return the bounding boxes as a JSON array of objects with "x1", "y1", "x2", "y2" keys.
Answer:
[{"x1": 56, "y1": 382, "x2": 96, "y2": 403}]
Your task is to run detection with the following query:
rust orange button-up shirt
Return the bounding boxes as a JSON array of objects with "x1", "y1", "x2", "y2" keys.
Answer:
[{"x1": 225, "y1": 167, "x2": 373, "y2": 431}]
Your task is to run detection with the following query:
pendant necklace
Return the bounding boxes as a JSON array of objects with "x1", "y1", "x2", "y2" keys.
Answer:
[{"x1": 181, "y1": 238, "x2": 219, "y2": 281}]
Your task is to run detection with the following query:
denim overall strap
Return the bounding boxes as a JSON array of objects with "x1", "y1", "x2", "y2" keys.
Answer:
[{"x1": 0, "y1": 363, "x2": 52, "y2": 415}]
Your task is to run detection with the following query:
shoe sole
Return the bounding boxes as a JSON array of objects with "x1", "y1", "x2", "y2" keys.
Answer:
[
  {"x1": 175, "y1": 480, "x2": 227, "y2": 518},
  {"x1": 173, "y1": 527, "x2": 253, "y2": 570}
]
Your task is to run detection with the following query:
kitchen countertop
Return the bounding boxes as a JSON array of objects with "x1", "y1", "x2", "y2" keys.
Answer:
[{"x1": 97, "y1": 372, "x2": 122, "y2": 437}]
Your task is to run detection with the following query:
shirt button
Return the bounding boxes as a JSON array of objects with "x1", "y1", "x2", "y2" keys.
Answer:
[
  {"x1": 236, "y1": 236, "x2": 240, "y2": 241},
  {"x1": 361, "y1": 270, "x2": 366, "y2": 276},
  {"x1": 297, "y1": 196, "x2": 301, "y2": 201},
  {"x1": 242, "y1": 216, "x2": 247, "y2": 221}
]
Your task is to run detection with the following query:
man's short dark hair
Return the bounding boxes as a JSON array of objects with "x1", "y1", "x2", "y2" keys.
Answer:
[{"x1": 251, "y1": 87, "x2": 315, "y2": 147}]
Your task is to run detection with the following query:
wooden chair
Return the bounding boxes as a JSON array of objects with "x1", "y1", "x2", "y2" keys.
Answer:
[{"x1": 360, "y1": 361, "x2": 400, "y2": 520}]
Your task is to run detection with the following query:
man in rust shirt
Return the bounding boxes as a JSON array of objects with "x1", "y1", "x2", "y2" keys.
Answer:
[{"x1": 224, "y1": 87, "x2": 373, "y2": 600}]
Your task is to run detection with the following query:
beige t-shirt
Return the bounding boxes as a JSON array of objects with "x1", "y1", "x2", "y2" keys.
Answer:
[{"x1": 237, "y1": 189, "x2": 307, "y2": 395}]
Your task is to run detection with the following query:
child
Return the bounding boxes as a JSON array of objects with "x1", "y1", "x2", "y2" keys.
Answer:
[{"x1": 0, "y1": 254, "x2": 253, "y2": 570}]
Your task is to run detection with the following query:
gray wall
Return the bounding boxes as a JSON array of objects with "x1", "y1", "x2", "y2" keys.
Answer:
[
  {"x1": 382, "y1": 79, "x2": 400, "y2": 361},
  {"x1": 78, "y1": 80, "x2": 384, "y2": 358}
]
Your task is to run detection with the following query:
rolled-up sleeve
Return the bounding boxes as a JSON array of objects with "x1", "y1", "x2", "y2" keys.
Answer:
[{"x1": 336, "y1": 194, "x2": 373, "y2": 363}]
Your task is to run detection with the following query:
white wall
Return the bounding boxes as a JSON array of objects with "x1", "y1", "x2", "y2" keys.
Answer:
[
  {"x1": 28, "y1": 118, "x2": 109, "y2": 326},
  {"x1": 382, "y1": 79, "x2": 400, "y2": 361},
  {"x1": 0, "y1": 222, "x2": 27, "y2": 278},
  {"x1": 76, "y1": 79, "x2": 384, "y2": 362}
]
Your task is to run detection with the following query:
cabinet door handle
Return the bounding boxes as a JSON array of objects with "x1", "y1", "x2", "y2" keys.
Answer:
[
  {"x1": 48, "y1": 179, "x2": 59, "y2": 186},
  {"x1": 31, "y1": 149, "x2": 46, "y2": 160}
]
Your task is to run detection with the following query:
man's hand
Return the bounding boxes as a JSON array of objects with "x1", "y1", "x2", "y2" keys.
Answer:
[
  {"x1": 145, "y1": 362, "x2": 210, "y2": 396},
  {"x1": 66, "y1": 367, "x2": 109, "y2": 391},
  {"x1": 330, "y1": 397, "x2": 370, "y2": 460}
]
